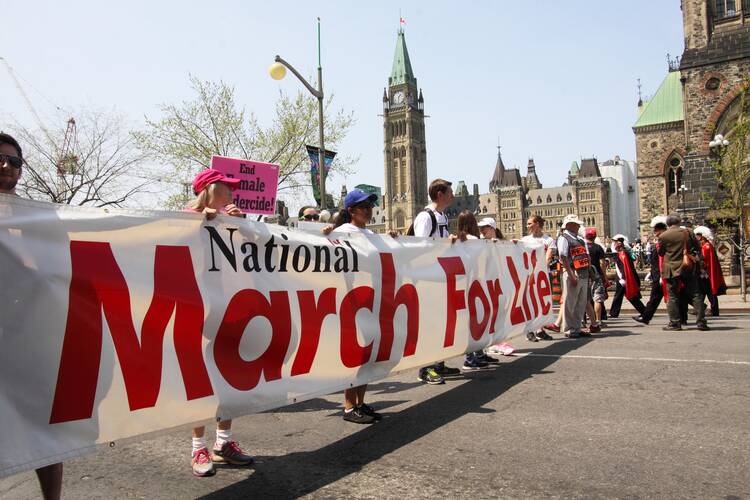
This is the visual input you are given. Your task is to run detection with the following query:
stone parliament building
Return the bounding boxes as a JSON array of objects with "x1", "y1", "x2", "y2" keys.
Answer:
[
  {"x1": 373, "y1": 29, "x2": 620, "y2": 240},
  {"x1": 635, "y1": 0, "x2": 750, "y2": 236}
]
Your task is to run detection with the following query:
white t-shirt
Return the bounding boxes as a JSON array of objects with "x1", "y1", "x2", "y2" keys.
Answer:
[
  {"x1": 412, "y1": 207, "x2": 449, "y2": 238},
  {"x1": 336, "y1": 223, "x2": 373, "y2": 234},
  {"x1": 521, "y1": 234, "x2": 554, "y2": 250}
]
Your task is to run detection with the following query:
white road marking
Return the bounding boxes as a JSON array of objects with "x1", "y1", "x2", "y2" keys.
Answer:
[{"x1": 514, "y1": 352, "x2": 750, "y2": 366}]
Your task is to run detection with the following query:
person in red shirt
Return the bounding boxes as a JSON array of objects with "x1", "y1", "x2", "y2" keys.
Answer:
[
  {"x1": 609, "y1": 235, "x2": 646, "y2": 318},
  {"x1": 694, "y1": 226, "x2": 726, "y2": 316}
]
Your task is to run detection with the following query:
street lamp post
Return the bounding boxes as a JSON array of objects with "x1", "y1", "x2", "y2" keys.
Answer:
[
  {"x1": 269, "y1": 18, "x2": 327, "y2": 210},
  {"x1": 678, "y1": 184, "x2": 688, "y2": 215}
]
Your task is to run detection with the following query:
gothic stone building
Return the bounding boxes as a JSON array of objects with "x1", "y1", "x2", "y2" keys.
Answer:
[
  {"x1": 379, "y1": 30, "x2": 611, "y2": 239},
  {"x1": 445, "y1": 154, "x2": 611, "y2": 240},
  {"x1": 635, "y1": 0, "x2": 750, "y2": 234}
]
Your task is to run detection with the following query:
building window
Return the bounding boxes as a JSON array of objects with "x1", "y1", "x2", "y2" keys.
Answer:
[
  {"x1": 567, "y1": 193, "x2": 572, "y2": 201},
  {"x1": 714, "y1": 0, "x2": 737, "y2": 19},
  {"x1": 395, "y1": 211, "x2": 405, "y2": 228},
  {"x1": 556, "y1": 194, "x2": 562, "y2": 202},
  {"x1": 546, "y1": 195, "x2": 552, "y2": 203}
]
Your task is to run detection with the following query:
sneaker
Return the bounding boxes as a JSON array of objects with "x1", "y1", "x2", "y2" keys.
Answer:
[
  {"x1": 418, "y1": 367, "x2": 445, "y2": 385},
  {"x1": 565, "y1": 331, "x2": 581, "y2": 339},
  {"x1": 588, "y1": 324, "x2": 601, "y2": 334},
  {"x1": 434, "y1": 365, "x2": 460, "y2": 376},
  {"x1": 544, "y1": 323, "x2": 560, "y2": 333},
  {"x1": 535, "y1": 330, "x2": 554, "y2": 341},
  {"x1": 526, "y1": 331, "x2": 538, "y2": 342},
  {"x1": 212, "y1": 441, "x2": 254, "y2": 466},
  {"x1": 343, "y1": 407, "x2": 376, "y2": 424},
  {"x1": 579, "y1": 329, "x2": 592, "y2": 337},
  {"x1": 191, "y1": 448, "x2": 216, "y2": 477},
  {"x1": 662, "y1": 323, "x2": 682, "y2": 331},
  {"x1": 477, "y1": 353, "x2": 500, "y2": 364},
  {"x1": 359, "y1": 403, "x2": 382, "y2": 420},
  {"x1": 696, "y1": 322, "x2": 710, "y2": 331},
  {"x1": 633, "y1": 315, "x2": 649, "y2": 325},
  {"x1": 462, "y1": 358, "x2": 489, "y2": 370}
]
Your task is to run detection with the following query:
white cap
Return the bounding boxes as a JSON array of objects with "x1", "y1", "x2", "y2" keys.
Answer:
[
  {"x1": 649, "y1": 215, "x2": 667, "y2": 228},
  {"x1": 561, "y1": 214, "x2": 584, "y2": 227},
  {"x1": 478, "y1": 217, "x2": 497, "y2": 229}
]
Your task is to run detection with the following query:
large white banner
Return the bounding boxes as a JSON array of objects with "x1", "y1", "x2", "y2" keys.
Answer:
[{"x1": 0, "y1": 195, "x2": 553, "y2": 478}]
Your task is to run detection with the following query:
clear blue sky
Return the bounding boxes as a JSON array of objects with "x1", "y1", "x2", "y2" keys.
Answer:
[{"x1": 1, "y1": 1, "x2": 684, "y2": 209}]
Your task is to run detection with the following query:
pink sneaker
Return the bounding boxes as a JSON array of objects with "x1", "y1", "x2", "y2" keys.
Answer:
[
  {"x1": 487, "y1": 343, "x2": 515, "y2": 356},
  {"x1": 191, "y1": 448, "x2": 215, "y2": 477},
  {"x1": 544, "y1": 323, "x2": 560, "y2": 333},
  {"x1": 212, "y1": 441, "x2": 254, "y2": 466}
]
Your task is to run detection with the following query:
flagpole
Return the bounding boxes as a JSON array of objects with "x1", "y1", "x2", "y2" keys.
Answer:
[{"x1": 316, "y1": 17, "x2": 326, "y2": 210}]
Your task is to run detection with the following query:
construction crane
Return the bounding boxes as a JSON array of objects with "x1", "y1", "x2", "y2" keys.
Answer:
[{"x1": 1, "y1": 56, "x2": 77, "y2": 175}]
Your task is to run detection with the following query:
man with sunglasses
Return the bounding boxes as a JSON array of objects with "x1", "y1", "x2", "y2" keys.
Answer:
[
  {"x1": 0, "y1": 133, "x2": 24, "y2": 195},
  {"x1": 298, "y1": 205, "x2": 321, "y2": 222},
  {"x1": 1, "y1": 132, "x2": 63, "y2": 499}
]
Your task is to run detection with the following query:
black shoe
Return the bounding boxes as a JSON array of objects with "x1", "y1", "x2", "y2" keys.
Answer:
[
  {"x1": 478, "y1": 353, "x2": 500, "y2": 364},
  {"x1": 696, "y1": 322, "x2": 710, "y2": 331},
  {"x1": 565, "y1": 331, "x2": 581, "y2": 339},
  {"x1": 343, "y1": 407, "x2": 375, "y2": 424},
  {"x1": 359, "y1": 404, "x2": 382, "y2": 420},
  {"x1": 633, "y1": 315, "x2": 649, "y2": 325},
  {"x1": 609, "y1": 314, "x2": 619, "y2": 319},
  {"x1": 662, "y1": 323, "x2": 682, "y2": 331},
  {"x1": 680, "y1": 320, "x2": 688, "y2": 325},
  {"x1": 434, "y1": 365, "x2": 460, "y2": 376},
  {"x1": 579, "y1": 329, "x2": 592, "y2": 337},
  {"x1": 526, "y1": 331, "x2": 539, "y2": 342},
  {"x1": 535, "y1": 330, "x2": 554, "y2": 341}
]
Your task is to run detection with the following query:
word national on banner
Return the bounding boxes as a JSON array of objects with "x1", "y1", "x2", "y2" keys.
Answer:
[
  {"x1": 0, "y1": 194, "x2": 553, "y2": 478},
  {"x1": 211, "y1": 155, "x2": 280, "y2": 215}
]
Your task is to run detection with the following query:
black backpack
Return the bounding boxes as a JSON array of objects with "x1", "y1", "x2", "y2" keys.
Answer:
[{"x1": 406, "y1": 209, "x2": 438, "y2": 237}]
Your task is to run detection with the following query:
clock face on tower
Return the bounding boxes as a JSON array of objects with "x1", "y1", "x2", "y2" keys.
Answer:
[{"x1": 393, "y1": 91, "x2": 404, "y2": 104}]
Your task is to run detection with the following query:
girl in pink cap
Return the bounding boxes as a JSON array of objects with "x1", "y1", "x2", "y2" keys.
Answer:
[{"x1": 185, "y1": 169, "x2": 254, "y2": 476}]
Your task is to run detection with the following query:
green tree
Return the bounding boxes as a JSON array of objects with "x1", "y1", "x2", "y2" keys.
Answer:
[
  {"x1": 132, "y1": 76, "x2": 355, "y2": 209},
  {"x1": 709, "y1": 83, "x2": 750, "y2": 300}
]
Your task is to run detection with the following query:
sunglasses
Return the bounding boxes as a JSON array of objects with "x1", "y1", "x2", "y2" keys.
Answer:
[
  {"x1": 0, "y1": 154, "x2": 23, "y2": 169},
  {"x1": 303, "y1": 213, "x2": 320, "y2": 221}
]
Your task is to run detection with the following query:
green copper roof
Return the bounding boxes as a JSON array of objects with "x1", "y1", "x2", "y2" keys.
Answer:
[
  {"x1": 633, "y1": 71, "x2": 684, "y2": 128},
  {"x1": 390, "y1": 30, "x2": 416, "y2": 86},
  {"x1": 569, "y1": 161, "x2": 579, "y2": 175}
]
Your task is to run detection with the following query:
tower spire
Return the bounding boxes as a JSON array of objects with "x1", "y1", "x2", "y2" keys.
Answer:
[{"x1": 389, "y1": 29, "x2": 416, "y2": 87}]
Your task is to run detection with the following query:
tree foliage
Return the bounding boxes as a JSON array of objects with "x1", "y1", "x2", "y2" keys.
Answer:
[
  {"x1": 132, "y1": 76, "x2": 356, "y2": 208},
  {"x1": 9, "y1": 111, "x2": 154, "y2": 207}
]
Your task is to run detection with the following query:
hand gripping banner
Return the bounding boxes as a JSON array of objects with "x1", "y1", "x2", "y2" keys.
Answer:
[{"x1": 0, "y1": 194, "x2": 553, "y2": 477}]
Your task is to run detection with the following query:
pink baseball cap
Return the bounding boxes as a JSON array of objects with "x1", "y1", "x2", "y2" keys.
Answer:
[{"x1": 192, "y1": 169, "x2": 241, "y2": 194}]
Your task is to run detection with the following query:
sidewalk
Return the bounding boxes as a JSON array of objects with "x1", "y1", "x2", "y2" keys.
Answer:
[{"x1": 603, "y1": 292, "x2": 749, "y2": 312}]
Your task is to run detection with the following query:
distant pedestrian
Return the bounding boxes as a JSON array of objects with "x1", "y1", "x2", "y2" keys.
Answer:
[
  {"x1": 658, "y1": 214, "x2": 708, "y2": 331},
  {"x1": 634, "y1": 216, "x2": 668, "y2": 325},
  {"x1": 609, "y1": 235, "x2": 646, "y2": 318},
  {"x1": 557, "y1": 215, "x2": 591, "y2": 338},
  {"x1": 584, "y1": 228, "x2": 607, "y2": 331},
  {"x1": 694, "y1": 226, "x2": 726, "y2": 316}
]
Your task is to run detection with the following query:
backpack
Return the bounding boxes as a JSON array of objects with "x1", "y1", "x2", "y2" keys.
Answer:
[{"x1": 406, "y1": 208, "x2": 438, "y2": 237}]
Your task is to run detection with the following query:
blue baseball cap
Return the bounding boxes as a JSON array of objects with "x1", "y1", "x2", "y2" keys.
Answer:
[{"x1": 344, "y1": 188, "x2": 377, "y2": 209}]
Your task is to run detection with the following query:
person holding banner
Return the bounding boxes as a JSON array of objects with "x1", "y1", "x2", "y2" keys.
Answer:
[
  {"x1": 185, "y1": 169, "x2": 255, "y2": 476},
  {"x1": 324, "y1": 188, "x2": 383, "y2": 424},
  {"x1": 412, "y1": 179, "x2": 461, "y2": 385},
  {"x1": 522, "y1": 215, "x2": 556, "y2": 341},
  {"x1": 1, "y1": 132, "x2": 63, "y2": 500}
]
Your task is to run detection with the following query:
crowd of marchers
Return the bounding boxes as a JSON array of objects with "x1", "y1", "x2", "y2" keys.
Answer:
[{"x1": 0, "y1": 132, "x2": 728, "y2": 495}]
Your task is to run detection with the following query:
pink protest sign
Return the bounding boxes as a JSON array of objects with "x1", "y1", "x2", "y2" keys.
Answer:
[{"x1": 211, "y1": 155, "x2": 280, "y2": 215}]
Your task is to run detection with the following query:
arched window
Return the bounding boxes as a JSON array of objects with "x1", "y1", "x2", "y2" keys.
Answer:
[
  {"x1": 546, "y1": 195, "x2": 552, "y2": 203},
  {"x1": 567, "y1": 193, "x2": 572, "y2": 201},
  {"x1": 557, "y1": 194, "x2": 562, "y2": 202},
  {"x1": 666, "y1": 153, "x2": 684, "y2": 196},
  {"x1": 395, "y1": 211, "x2": 405, "y2": 229},
  {"x1": 537, "y1": 196, "x2": 542, "y2": 204}
]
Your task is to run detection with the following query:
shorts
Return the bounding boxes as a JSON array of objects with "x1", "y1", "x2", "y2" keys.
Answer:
[{"x1": 590, "y1": 275, "x2": 607, "y2": 303}]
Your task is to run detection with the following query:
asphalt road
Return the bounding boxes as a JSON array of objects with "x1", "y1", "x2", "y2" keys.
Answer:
[{"x1": 2, "y1": 314, "x2": 749, "y2": 499}]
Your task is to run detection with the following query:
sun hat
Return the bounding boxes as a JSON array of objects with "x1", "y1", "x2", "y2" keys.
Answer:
[
  {"x1": 649, "y1": 215, "x2": 668, "y2": 228},
  {"x1": 192, "y1": 169, "x2": 241, "y2": 194},
  {"x1": 693, "y1": 225, "x2": 713, "y2": 240},
  {"x1": 561, "y1": 214, "x2": 584, "y2": 227},
  {"x1": 477, "y1": 217, "x2": 497, "y2": 229}
]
